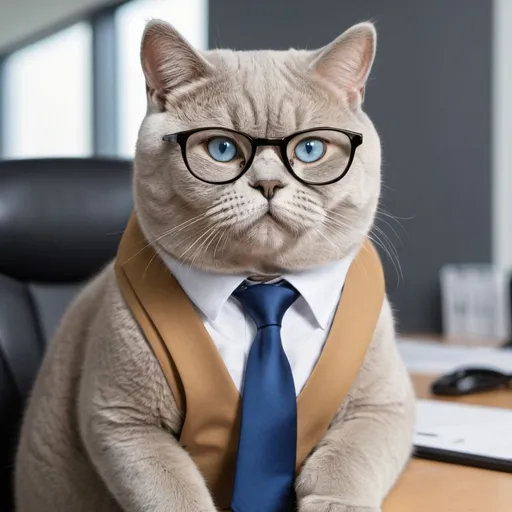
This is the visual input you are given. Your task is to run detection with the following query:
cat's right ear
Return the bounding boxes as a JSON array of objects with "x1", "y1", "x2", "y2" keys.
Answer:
[{"x1": 141, "y1": 20, "x2": 213, "y2": 109}]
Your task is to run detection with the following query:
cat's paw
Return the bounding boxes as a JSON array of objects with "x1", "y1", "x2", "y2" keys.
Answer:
[{"x1": 299, "y1": 496, "x2": 380, "y2": 512}]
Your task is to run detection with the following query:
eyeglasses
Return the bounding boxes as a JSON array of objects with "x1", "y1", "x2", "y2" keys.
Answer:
[
  {"x1": 162, "y1": 127, "x2": 363, "y2": 186},
  {"x1": 431, "y1": 367, "x2": 512, "y2": 396}
]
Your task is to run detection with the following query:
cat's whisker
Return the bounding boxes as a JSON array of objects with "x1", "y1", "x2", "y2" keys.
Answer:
[
  {"x1": 321, "y1": 218, "x2": 394, "y2": 280},
  {"x1": 147, "y1": 212, "x2": 209, "y2": 241},
  {"x1": 322, "y1": 218, "x2": 352, "y2": 235},
  {"x1": 213, "y1": 228, "x2": 229, "y2": 264},
  {"x1": 376, "y1": 207, "x2": 413, "y2": 222},
  {"x1": 368, "y1": 230, "x2": 403, "y2": 283},
  {"x1": 325, "y1": 209, "x2": 360, "y2": 227},
  {"x1": 190, "y1": 225, "x2": 223, "y2": 269},
  {"x1": 121, "y1": 212, "x2": 210, "y2": 264},
  {"x1": 371, "y1": 224, "x2": 403, "y2": 280},
  {"x1": 220, "y1": 228, "x2": 231, "y2": 261},
  {"x1": 158, "y1": 214, "x2": 229, "y2": 258},
  {"x1": 171, "y1": 228, "x2": 209, "y2": 252},
  {"x1": 321, "y1": 219, "x2": 367, "y2": 253},
  {"x1": 165, "y1": 215, "x2": 209, "y2": 237},
  {"x1": 323, "y1": 214, "x2": 355, "y2": 231},
  {"x1": 141, "y1": 249, "x2": 160, "y2": 282},
  {"x1": 168, "y1": 226, "x2": 217, "y2": 271},
  {"x1": 322, "y1": 220, "x2": 368, "y2": 248},
  {"x1": 311, "y1": 225, "x2": 339, "y2": 251},
  {"x1": 373, "y1": 224, "x2": 401, "y2": 261},
  {"x1": 324, "y1": 210, "x2": 356, "y2": 223},
  {"x1": 205, "y1": 228, "x2": 225, "y2": 258},
  {"x1": 375, "y1": 205, "x2": 410, "y2": 237},
  {"x1": 181, "y1": 225, "x2": 217, "y2": 255},
  {"x1": 353, "y1": 246, "x2": 371, "y2": 280},
  {"x1": 375, "y1": 216, "x2": 405, "y2": 243},
  {"x1": 179, "y1": 224, "x2": 219, "y2": 265},
  {"x1": 322, "y1": 211, "x2": 403, "y2": 282}
]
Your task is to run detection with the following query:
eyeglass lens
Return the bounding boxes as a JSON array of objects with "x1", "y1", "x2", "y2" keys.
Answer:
[{"x1": 183, "y1": 128, "x2": 353, "y2": 184}]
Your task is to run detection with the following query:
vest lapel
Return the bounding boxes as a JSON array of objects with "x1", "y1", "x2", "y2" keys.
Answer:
[
  {"x1": 115, "y1": 213, "x2": 385, "y2": 509},
  {"x1": 115, "y1": 214, "x2": 240, "y2": 507},
  {"x1": 296, "y1": 241, "x2": 385, "y2": 466}
]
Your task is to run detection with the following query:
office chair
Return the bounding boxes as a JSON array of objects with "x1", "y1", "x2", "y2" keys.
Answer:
[{"x1": 0, "y1": 157, "x2": 133, "y2": 510}]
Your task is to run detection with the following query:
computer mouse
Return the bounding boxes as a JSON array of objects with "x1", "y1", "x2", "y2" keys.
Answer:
[{"x1": 430, "y1": 367, "x2": 510, "y2": 396}]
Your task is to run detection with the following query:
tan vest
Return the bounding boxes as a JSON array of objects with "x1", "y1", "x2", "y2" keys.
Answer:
[{"x1": 114, "y1": 214, "x2": 385, "y2": 510}]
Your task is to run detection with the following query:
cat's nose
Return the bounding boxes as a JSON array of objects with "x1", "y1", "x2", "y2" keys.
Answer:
[{"x1": 250, "y1": 180, "x2": 284, "y2": 199}]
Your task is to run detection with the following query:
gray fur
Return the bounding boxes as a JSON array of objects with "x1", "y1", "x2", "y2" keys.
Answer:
[{"x1": 15, "y1": 20, "x2": 415, "y2": 512}]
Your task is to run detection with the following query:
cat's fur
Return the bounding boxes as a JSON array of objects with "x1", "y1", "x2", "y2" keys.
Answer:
[{"x1": 15, "y1": 20, "x2": 415, "y2": 512}]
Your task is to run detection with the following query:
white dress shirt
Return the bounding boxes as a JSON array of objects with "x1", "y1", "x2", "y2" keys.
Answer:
[{"x1": 162, "y1": 253, "x2": 355, "y2": 395}]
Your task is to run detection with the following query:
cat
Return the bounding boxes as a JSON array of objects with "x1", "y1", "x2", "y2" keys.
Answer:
[{"x1": 15, "y1": 19, "x2": 415, "y2": 512}]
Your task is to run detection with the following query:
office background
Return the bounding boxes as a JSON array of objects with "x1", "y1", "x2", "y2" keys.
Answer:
[{"x1": 0, "y1": 0, "x2": 510, "y2": 333}]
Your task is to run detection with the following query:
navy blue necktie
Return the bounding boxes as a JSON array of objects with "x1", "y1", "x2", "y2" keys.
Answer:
[{"x1": 231, "y1": 281, "x2": 300, "y2": 512}]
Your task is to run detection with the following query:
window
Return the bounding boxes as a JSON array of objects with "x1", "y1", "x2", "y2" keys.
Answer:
[
  {"x1": 2, "y1": 23, "x2": 92, "y2": 158},
  {"x1": 116, "y1": 0, "x2": 208, "y2": 158}
]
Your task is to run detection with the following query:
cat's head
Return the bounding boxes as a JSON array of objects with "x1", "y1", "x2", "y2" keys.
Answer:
[{"x1": 134, "y1": 20, "x2": 381, "y2": 275}]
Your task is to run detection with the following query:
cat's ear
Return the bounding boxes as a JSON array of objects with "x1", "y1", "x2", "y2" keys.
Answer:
[
  {"x1": 141, "y1": 20, "x2": 213, "y2": 108},
  {"x1": 310, "y1": 22, "x2": 376, "y2": 105}
]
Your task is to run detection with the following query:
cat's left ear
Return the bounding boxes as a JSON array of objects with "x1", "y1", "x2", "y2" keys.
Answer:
[{"x1": 310, "y1": 22, "x2": 376, "y2": 106}]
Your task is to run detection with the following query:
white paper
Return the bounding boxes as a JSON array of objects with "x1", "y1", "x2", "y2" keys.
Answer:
[
  {"x1": 397, "y1": 338, "x2": 512, "y2": 374},
  {"x1": 415, "y1": 400, "x2": 512, "y2": 460}
]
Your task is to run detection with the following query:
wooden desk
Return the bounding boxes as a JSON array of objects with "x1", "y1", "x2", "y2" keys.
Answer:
[{"x1": 383, "y1": 375, "x2": 512, "y2": 512}]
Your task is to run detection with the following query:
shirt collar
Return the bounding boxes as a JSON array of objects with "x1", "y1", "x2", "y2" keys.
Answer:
[
  {"x1": 161, "y1": 256, "x2": 246, "y2": 322},
  {"x1": 283, "y1": 253, "x2": 356, "y2": 329},
  {"x1": 159, "y1": 249, "x2": 357, "y2": 330}
]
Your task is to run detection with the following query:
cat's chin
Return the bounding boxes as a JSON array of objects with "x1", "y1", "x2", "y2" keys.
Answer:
[
  {"x1": 238, "y1": 214, "x2": 294, "y2": 254},
  {"x1": 235, "y1": 207, "x2": 302, "y2": 237}
]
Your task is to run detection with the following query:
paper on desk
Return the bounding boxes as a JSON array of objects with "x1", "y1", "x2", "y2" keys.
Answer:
[
  {"x1": 397, "y1": 338, "x2": 512, "y2": 374},
  {"x1": 415, "y1": 400, "x2": 512, "y2": 460}
]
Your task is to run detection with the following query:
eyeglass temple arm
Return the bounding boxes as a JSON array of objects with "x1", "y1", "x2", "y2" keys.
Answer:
[{"x1": 162, "y1": 134, "x2": 178, "y2": 142}]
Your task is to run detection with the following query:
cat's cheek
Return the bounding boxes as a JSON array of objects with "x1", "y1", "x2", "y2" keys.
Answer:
[{"x1": 137, "y1": 112, "x2": 175, "y2": 154}]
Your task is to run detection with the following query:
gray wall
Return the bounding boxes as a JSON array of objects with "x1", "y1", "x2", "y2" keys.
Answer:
[{"x1": 209, "y1": 0, "x2": 493, "y2": 333}]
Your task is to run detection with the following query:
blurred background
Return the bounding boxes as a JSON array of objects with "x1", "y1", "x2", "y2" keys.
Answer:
[{"x1": 0, "y1": 0, "x2": 510, "y2": 337}]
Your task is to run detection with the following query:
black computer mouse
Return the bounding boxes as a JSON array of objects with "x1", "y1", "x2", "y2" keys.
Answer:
[{"x1": 430, "y1": 367, "x2": 510, "y2": 396}]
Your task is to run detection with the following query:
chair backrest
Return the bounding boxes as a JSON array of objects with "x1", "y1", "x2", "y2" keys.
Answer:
[{"x1": 0, "y1": 157, "x2": 133, "y2": 509}]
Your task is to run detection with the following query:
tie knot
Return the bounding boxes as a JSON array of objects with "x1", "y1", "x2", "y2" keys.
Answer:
[{"x1": 233, "y1": 281, "x2": 300, "y2": 329}]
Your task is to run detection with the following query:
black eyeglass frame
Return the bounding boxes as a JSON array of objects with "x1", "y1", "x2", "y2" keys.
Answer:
[{"x1": 162, "y1": 126, "x2": 363, "y2": 186}]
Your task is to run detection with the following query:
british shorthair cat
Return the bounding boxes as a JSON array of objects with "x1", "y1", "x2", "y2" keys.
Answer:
[{"x1": 15, "y1": 19, "x2": 415, "y2": 512}]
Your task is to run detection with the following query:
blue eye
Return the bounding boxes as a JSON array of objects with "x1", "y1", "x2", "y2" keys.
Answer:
[
  {"x1": 294, "y1": 138, "x2": 326, "y2": 163},
  {"x1": 207, "y1": 137, "x2": 237, "y2": 162}
]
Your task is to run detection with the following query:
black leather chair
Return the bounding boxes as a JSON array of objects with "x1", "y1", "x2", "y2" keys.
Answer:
[{"x1": 0, "y1": 158, "x2": 133, "y2": 510}]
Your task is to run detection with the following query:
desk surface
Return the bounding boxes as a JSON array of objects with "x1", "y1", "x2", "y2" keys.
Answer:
[{"x1": 383, "y1": 374, "x2": 512, "y2": 512}]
